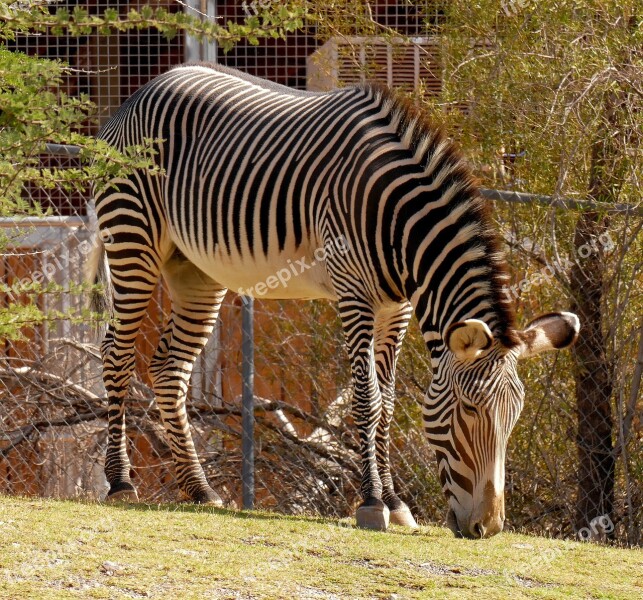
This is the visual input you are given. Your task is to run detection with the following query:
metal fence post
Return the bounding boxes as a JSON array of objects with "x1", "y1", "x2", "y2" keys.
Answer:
[
  {"x1": 241, "y1": 296, "x2": 255, "y2": 509},
  {"x1": 184, "y1": 0, "x2": 217, "y2": 63}
]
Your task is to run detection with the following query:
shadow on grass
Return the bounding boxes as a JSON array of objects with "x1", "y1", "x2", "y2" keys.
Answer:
[{"x1": 88, "y1": 498, "x2": 442, "y2": 538}]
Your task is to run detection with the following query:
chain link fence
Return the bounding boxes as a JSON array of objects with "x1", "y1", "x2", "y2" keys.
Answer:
[
  {"x1": 1, "y1": 1, "x2": 641, "y2": 546},
  {"x1": 2, "y1": 197, "x2": 640, "y2": 544}
]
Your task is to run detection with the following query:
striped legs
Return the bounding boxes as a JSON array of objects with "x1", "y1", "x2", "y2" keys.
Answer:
[
  {"x1": 148, "y1": 253, "x2": 227, "y2": 504},
  {"x1": 338, "y1": 298, "x2": 416, "y2": 530},
  {"x1": 337, "y1": 297, "x2": 389, "y2": 529},
  {"x1": 102, "y1": 321, "x2": 141, "y2": 501},
  {"x1": 98, "y1": 175, "x2": 226, "y2": 504},
  {"x1": 101, "y1": 210, "x2": 166, "y2": 502},
  {"x1": 103, "y1": 315, "x2": 149, "y2": 502},
  {"x1": 374, "y1": 303, "x2": 417, "y2": 528}
]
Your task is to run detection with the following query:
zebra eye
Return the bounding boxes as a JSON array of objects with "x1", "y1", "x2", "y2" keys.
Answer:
[{"x1": 461, "y1": 399, "x2": 478, "y2": 415}]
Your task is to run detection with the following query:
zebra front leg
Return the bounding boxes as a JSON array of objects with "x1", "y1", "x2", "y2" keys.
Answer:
[
  {"x1": 374, "y1": 303, "x2": 418, "y2": 528},
  {"x1": 377, "y1": 381, "x2": 417, "y2": 528},
  {"x1": 149, "y1": 256, "x2": 227, "y2": 504},
  {"x1": 338, "y1": 298, "x2": 389, "y2": 530}
]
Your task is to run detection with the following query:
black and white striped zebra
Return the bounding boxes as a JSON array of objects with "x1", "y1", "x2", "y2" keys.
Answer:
[{"x1": 89, "y1": 63, "x2": 579, "y2": 538}]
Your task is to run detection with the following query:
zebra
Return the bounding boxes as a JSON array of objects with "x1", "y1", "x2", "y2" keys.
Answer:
[{"x1": 88, "y1": 63, "x2": 580, "y2": 538}]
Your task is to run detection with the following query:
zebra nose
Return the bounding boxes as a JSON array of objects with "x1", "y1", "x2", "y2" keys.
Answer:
[
  {"x1": 470, "y1": 515, "x2": 504, "y2": 539},
  {"x1": 471, "y1": 521, "x2": 486, "y2": 539}
]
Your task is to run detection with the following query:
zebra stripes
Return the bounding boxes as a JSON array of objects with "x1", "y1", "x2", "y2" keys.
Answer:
[{"x1": 90, "y1": 63, "x2": 579, "y2": 537}]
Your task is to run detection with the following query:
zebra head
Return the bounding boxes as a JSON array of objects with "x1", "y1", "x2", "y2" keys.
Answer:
[{"x1": 425, "y1": 312, "x2": 580, "y2": 539}]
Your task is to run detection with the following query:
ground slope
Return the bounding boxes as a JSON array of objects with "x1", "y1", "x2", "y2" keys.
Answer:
[{"x1": 0, "y1": 496, "x2": 640, "y2": 599}]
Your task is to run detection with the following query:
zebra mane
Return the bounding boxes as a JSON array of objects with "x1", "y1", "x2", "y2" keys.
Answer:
[{"x1": 363, "y1": 82, "x2": 520, "y2": 348}]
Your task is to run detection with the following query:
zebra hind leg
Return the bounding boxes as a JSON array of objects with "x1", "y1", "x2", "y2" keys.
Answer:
[
  {"x1": 102, "y1": 324, "x2": 140, "y2": 502},
  {"x1": 374, "y1": 303, "x2": 418, "y2": 528},
  {"x1": 149, "y1": 251, "x2": 227, "y2": 505},
  {"x1": 102, "y1": 247, "x2": 163, "y2": 503}
]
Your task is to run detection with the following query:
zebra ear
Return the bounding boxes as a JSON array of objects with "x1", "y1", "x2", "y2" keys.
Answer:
[
  {"x1": 516, "y1": 312, "x2": 580, "y2": 359},
  {"x1": 445, "y1": 319, "x2": 494, "y2": 361}
]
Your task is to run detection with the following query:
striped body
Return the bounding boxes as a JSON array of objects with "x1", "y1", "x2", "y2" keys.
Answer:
[
  {"x1": 100, "y1": 65, "x2": 400, "y2": 302},
  {"x1": 91, "y1": 64, "x2": 579, "y2": 537}
]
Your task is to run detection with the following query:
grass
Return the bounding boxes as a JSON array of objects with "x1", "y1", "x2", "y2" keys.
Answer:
[{"x1": 0, "y1": 496, "x2": 641, "y2": 599}]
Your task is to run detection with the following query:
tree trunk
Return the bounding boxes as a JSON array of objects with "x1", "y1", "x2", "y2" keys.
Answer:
[
  {"x1": 569, "y1": 211, "x2": 614, "y2": 540},
  {"x1": 569, "y1": 90, "x2": 622, "y2": 539}
]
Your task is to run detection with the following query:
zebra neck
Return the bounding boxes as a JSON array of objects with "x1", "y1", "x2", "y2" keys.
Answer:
[
  {"x1": 379, "y1": 158, "x2": 517, "y2": 354},
  {"x1": 400, "y1": 217, "x2": 509, "y2": 357},
  {"x1": 410, "y1": 286, "x2": 502, "y2": 356}
]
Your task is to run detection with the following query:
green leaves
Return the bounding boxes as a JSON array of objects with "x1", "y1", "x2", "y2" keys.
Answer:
[
  {"x1": 0, "y1": 48, "x2": 100, "y2": 209},
  {"x1": 0, "y1": 2, "x2": 308, "y2": 47},
  {"x1": 438, "y1": 0, "x2": 641, "y2": 201}
]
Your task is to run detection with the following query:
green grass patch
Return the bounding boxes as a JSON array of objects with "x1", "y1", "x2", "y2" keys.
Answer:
[{"x1": 0, "y1": 496, "x2": 641, "y2": 599}]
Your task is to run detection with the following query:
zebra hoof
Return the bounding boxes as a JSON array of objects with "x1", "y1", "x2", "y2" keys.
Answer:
[
  {"x1": 105, "y1": 482, "x2": 139, "y2": 503},
  {"x1": 356, "y1": 502, "x2": 390, "y2": 531},
  {"x1": 389, "y1": 505, "x2": 418, "y2": 529},
  {"x1": 185, "y1": 488, "x2": 224, "y2": 507}
]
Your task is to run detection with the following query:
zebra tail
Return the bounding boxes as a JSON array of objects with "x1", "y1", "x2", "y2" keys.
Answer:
[{"x1": 85, "y1": 235, "x2": 114, "y2": 323}]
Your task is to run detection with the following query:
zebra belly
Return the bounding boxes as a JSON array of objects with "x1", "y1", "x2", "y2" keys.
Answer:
[{"x1": 176, "y1": 243, "x2": 339, "y2": 301}]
